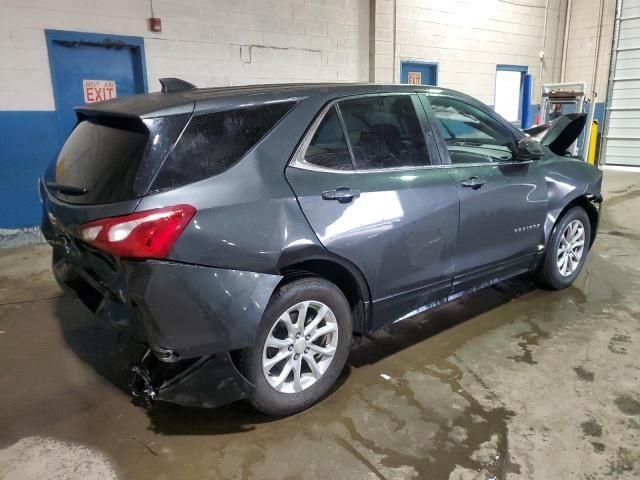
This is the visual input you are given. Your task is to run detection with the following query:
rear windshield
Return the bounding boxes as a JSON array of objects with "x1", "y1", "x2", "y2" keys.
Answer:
[
  {"x1": 49, "y1": 117, "x2": 149, "y2": 204},
  {"x1": 151, "y1": 101, "x2": 296, "y2": 191}
]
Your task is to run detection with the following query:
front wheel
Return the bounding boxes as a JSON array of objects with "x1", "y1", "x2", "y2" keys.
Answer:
[
  {"x1": 536, "y1": 206, "x2": 591, "y2": 290},
  {"x1": 241, "y1": 277, "x2": 352, "y2": 416}
]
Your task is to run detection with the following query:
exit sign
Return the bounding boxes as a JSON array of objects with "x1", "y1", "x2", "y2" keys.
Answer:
[{"x1": 83, "y1": 79, "x2": 117, "y2": 103}]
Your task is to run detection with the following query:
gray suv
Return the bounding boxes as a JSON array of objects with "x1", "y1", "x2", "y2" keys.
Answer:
[{"x1": 41, "y1": 80, "x2": 602, "y2": 416}]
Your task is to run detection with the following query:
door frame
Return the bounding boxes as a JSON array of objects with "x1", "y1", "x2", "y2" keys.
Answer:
[
  {"x1": 400, "y1": 60, "x2": 439, "y2": 86},
  {"x1": 44, "y1": 29, "x2": 148, "y2": 143},
  {"x1": 494, "y1": 64, "x2": 528, "y2": 125}
]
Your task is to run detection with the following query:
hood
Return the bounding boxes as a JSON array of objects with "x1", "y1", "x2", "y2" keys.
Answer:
[{"x1": 524, "y1": 113, "x2": 587, "y2": 155}]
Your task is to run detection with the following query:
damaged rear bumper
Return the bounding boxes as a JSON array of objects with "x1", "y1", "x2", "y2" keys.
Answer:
[
  {"x1": 51, "y1": 243, "x2": 282, "y2": 360},
  {"x1": 131, "y1": 350, "x2": 252, "y2": 408},
  {"x1": 48, "y1": 238, "x2": 282, "y2": 407}
]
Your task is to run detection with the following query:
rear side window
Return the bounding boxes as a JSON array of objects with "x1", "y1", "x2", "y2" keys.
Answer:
[
  {"x1": 152, "y1": 101, "x2": 296, "y2": 190},
  {"x1": 50, "y1": 117, "x2": 149, "y2": 204},
  {"x1": 303, "y1": 107, "x2": 353, "y2": 170},
  {"x1": 339, "y1": 95, "x2": 431, "y2": 169}
]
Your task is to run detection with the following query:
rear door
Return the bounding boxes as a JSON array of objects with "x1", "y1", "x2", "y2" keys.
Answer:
[
  {"x1": 286, "y1": 93, "x2": 459, "y2": 328},
  {"x1": 424, "y1": 94, "x2": 548, "y2": 294}
]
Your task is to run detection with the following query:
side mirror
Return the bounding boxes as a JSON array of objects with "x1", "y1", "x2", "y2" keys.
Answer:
[{"x1": 516, "y1": 137, "x2": 545, "y2": 160}]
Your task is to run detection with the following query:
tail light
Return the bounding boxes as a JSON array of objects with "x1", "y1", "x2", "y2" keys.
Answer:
[{"x1": 78, "y1": 205, "x2": 196, "y2": 259}]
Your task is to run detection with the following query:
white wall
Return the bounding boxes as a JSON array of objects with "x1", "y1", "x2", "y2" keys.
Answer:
[
  {"x1": 372, "y1": 0, "x2": 568, "y2": 105},
  {"x1": 563, "y1": 0, "x2": 616, "y2": 100},
  {"x1": 0, "y1": 0, "x2": 618, "y2": 111},
  {"x1": 0, "y1": 0, "x2": 371, "y2": 111}
]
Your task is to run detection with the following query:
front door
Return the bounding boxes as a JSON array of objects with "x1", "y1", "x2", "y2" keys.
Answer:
[
  {"x1": 425, "y1": 94, "x2": 548, "y2": 293},
  {"x1": 45, "y1": 30, "x2": 147, "y2": 144},
  {"x1": 286, "y1": 94, "x2": 459, "y2": 328}
]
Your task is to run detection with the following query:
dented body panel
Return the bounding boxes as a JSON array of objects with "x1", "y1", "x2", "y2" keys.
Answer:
[{"x1": 41, "y1": 83, "x2": 603, "y2": 408}]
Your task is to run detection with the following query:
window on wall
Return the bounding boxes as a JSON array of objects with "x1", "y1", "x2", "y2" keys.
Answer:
[
  {"x1": 338, "y1": 95, "x2": 431, "y2": 169},
  {"x1": 429, "y1": 96, "x2": 517, "y2": 164},
  {"x1": 494, "y1": 65, "x2": 528, "y2": 123}
]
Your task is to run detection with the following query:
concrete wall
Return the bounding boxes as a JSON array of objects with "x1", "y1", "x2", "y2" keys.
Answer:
[
  {"x1": 371, "y1": 0, "x2": 568, "y2": 105},
  {"x1": 0, "y1": 0, "x2": 370, "y2": 109},
  {"x1": 563, "y1": 0, "x2": 616, "y2": 102},
  {"x1": 559, "y1": 0, "x2": 616, "y2": 156}
]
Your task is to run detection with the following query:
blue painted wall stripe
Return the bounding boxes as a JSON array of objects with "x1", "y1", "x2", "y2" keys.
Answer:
[{"x1": 0, "y1": 111, "x2": 58, "y2": 228}]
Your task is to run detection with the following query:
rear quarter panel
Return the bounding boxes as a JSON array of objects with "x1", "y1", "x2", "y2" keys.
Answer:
[{"x1": 134, "y1": 95, "x2": 334, "y2": 275}]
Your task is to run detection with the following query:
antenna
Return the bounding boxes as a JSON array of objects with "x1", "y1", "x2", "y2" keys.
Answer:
[{"x1": 159, "y1": 78, "x2": 197, "y2": 93}]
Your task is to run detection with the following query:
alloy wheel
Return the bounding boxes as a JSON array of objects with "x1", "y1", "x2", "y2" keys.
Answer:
[
  {"x1": 262, "y1": 300, "x2": 339, "y2": 394},
  {"x1": 556, "y1": 219, "x2": 586, "y2": 277}
]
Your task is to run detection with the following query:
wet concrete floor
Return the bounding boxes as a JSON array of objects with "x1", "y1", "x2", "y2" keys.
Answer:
[{"x1": 0, "y1": 170, "x2": 639, "y2": 479}]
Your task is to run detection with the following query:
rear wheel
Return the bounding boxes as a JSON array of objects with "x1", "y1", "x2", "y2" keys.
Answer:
[
  {"x1": 536, "y1": 206, "x2": 591, "y2": 290},
  {"x1": 241, "y1": 277, "x2": 352, "y2": 416}
]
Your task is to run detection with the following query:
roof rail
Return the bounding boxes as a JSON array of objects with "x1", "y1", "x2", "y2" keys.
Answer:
[{"x1": 159, "y1": 78, "x2": 197, "y2": 93}]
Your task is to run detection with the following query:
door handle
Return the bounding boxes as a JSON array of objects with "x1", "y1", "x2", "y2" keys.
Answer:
[
  {"x1": 321, "y1": 187, "x2": 360, "y2": 203},
  {"x1": 460, "y1": 177, "x2": 486, "y2": 190}
]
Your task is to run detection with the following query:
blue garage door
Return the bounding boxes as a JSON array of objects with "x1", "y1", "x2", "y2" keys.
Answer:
[{"x1": 45, "y1": 30, "x2": 147, "y2": 144}]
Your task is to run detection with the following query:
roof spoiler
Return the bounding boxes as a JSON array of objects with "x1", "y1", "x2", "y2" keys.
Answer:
[{"x1": 159, "y1": 77, "x2": 197, "y2": 93}]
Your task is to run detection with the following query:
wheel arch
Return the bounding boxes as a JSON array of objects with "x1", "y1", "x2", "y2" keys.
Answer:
[
  {"x1": 276, "y1": 254, "x2": 372, "y2": 335},
  {"x1": 546, "y1": 194, "x2": 601, "y2": 248}
]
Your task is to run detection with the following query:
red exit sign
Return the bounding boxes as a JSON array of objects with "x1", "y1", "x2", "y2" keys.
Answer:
[{"x1": 83, "y1": 79, "x2": 117, "y2": 103}]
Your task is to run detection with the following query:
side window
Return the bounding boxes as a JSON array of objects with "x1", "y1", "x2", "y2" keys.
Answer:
[
  {"x1": 429, "y1": 96, "x2": 517, "y2": 164},
  {"x1": 303, "y1": 107, "x2": 353, "y2": 170},
  {"x1": 339, "y1": 95, "x2": 431, "y2": 169},
  {"x1": 152, "y1": 101, "x2": 295, "y2": 191}
]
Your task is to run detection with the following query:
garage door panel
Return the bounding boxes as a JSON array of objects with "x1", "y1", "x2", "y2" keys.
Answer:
[
  {"x1": 605, "y1": 127, "x2": 640, "y2": 138},
  {"x1": 606, "y1": 150, "x2": 640, "y2": 161},
  {"x1": 617, "y1": 49, "x2": 640, "y2": 61},
  {"x1": 609, "y1": 108, "x2": 640, "y2": 119},
  {"x1": 607, "y1": 117, "x2": 640, "y2": 129},
  {"x1": 607, "y1": 137, "x2": 640, "y2": 146},
  {"x1": 610, "y1": 97, "x2": 640, "y2": 109},
  {"x1": 601, "y1": 0, "x2": 640, "y2": 166},
  {"x1": 614, "y1": 57, "x2": 640, "y2": 70},
  {"x1": 618, "y1": 37, "x2": 640, "y2": 50},
  {"x1": 620, "y1": 19, "x2": 640, "y2": 37},
  {"x1": 613, "y1": 68, "x2": 640, "y2": 80},
  {"x1": 611, "y1": 79, "x2": 640, "y2": 90},
  {"x1": 622, "y1": 0, "x2": 640, "y2": 10},
  {"x1": 623, "y1": 7, "x2": 640, "y2": 17},
  {"x1": 612, "y1": 87, "x2": 640, "y2": 99},
  {"x1": 606, "y1": 155, "x2": 640, "y2": 166},
  {"x1": 609, "y1": 140, "x2": 640, "y2": 153},
  {"x1": 606, "y1": 141, "x2": 640, "y2": 154}
]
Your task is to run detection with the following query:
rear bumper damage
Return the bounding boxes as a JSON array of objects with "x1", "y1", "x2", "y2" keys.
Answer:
[
  {"x1": 48, "y1": 238, "x2": 282, "y2": 407},
  {"x1": 131, "y1": 350, "x2": 252, "y2": 408}
]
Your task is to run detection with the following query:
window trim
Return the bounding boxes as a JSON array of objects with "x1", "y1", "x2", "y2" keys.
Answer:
[
  {"x1": 424, "y1": 93, "x2": 525, "y2": 167},
  {"x1": 494, "y1": 64, "x2": 528, "y2": 124},
  {"x1": 290, "y1": 92, "x2": 441, "y2": 174},
  {"x1": 334, "y1": 104, "x2": 358, "y2": 170}
]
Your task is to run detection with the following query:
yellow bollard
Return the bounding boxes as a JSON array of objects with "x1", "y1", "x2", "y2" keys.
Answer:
[{"x1": 587, "y1": 120, "x2": 599, "y2": 165}]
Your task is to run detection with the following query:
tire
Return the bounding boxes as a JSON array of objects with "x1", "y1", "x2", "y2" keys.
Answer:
[
  {"x1": 241, "y1": 277, "x2": 352, "y2": 416},
  {"x1": 536, "y1": 206, "x2": 591, "y2": 290}
]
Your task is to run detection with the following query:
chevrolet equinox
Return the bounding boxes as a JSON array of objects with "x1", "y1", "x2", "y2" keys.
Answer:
[{"x1": 41, "y1": 80, "x2": 602, "y2": 416}]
